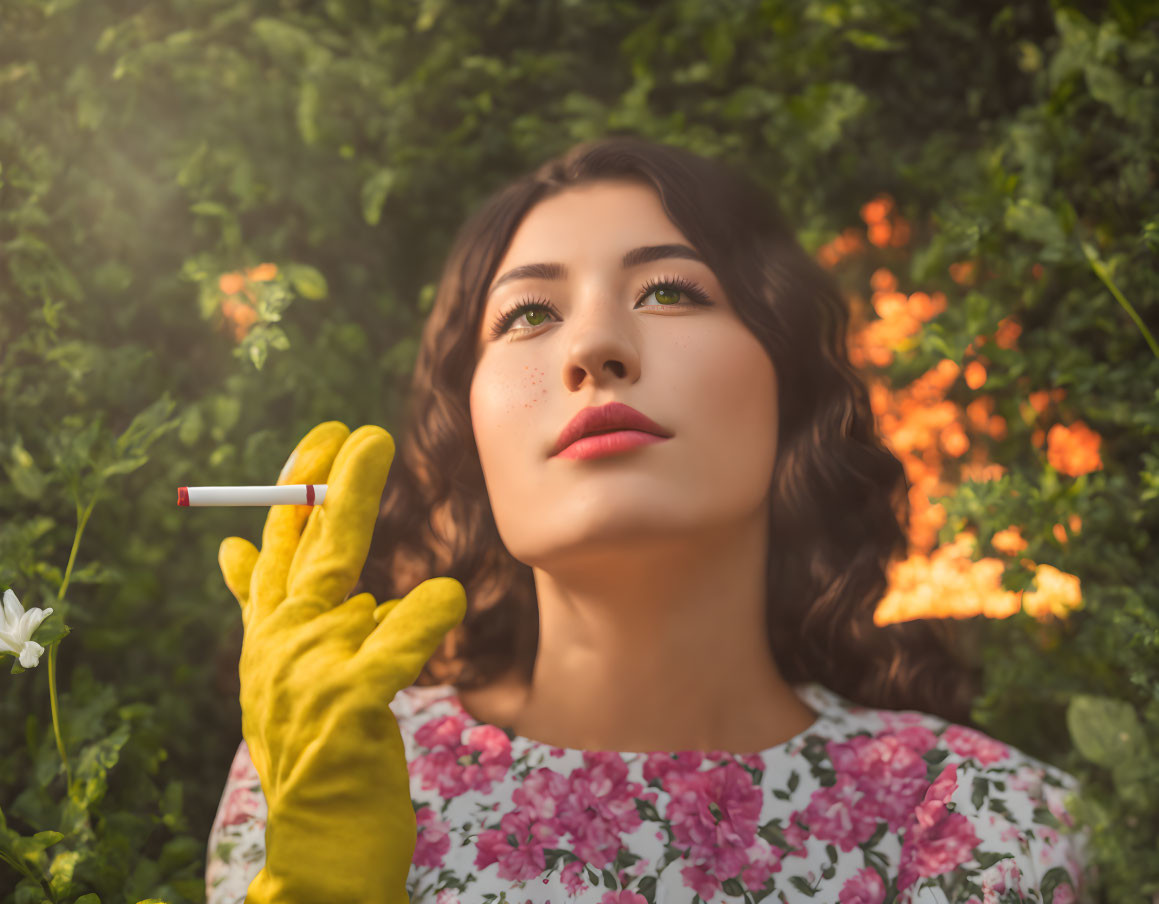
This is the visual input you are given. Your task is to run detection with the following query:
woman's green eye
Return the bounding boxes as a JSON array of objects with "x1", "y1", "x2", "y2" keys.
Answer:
[{"x1": 488, "y1": 275, "x2": 713, "y2": 340}]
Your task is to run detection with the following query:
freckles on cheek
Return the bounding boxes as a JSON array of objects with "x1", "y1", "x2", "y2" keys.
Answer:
[
  {"x1": 479, "y1": 364, "x2": 549, "y2": 425},
  {"x1": 515, "y1": 365, "x2": 549, "y2": 411}
]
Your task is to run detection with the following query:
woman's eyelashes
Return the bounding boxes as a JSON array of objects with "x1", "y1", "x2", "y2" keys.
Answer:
[{"x1": 487, "y1": 274, "x2": 715, "y2": 341}]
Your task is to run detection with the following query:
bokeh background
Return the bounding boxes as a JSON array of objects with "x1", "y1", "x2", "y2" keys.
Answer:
[{"x1": 1, "y1": 0, "x2": 1156, "y2": 901}]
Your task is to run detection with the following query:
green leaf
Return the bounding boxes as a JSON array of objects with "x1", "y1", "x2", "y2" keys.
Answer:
[
  {"x1": 178, "y1": 404, "x2": 204, "y2": 446},
  {"x1": 48, "y1": 848, "x2": 81, "y2": 893},
  {"x1": 210, "y1": 394, "x2": 242, "y2": 434},
  {"x1": 248, "y1": 341, "x2": 268, "y2": 371},
  {"x1": 251, "y1": 18, "x2": 331, "y2": 66},
  {"x1": 114, "y1": 394, "x2": 180, "y2": 459},
  {"x1": 100, "y1": 455, "x2": 148, "y2": 478},
  {"x1": 297, "y1": 79, "x2": 320, "y2": 145},
  {"x1": 842, "y1": 29, "x2": 903, "y2": 51},
  {"x1": 67, "y1": 561, "x2": 122, "y2": 585},
  {"x1": 5, "y1": 437, "x2": 48, "y2": 500},
  {"x1": 10, "y1": 830, "x2": 64, "y2": 861},
  {"x1": 70, "y1": 722, "x2": 132, "y2": 810},
  {"x1": 159, "y1": 781, "x2": 188, "y2": 834},
  {"x1": 266, "y1": 324, "x2": 290, "y2": 351},
  {"x1": 1004, "y1": 199, "x2": 1069, "y2": 261},
  {"x1": 189, "y1": 200, "x2": 230, "y2": 218},
  {"x1": 361, "y1": 167, "x2": 397, "y2": 226},
  {"x1": 285, "y1": 263, "x2": 328, "y2": 301},
  {"x1": 1067, "y1": 694, "x2": 1147, "y2": 768},
  {"x1": 415, "y1": 0, "x2": 446, "y2": 32},
  {"x1": 1084, "y1": 63, "x2": 1131, "y2": 120}
]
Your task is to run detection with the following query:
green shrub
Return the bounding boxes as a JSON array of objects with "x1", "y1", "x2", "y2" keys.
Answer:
[{"x1": 1, "y1": 1, "x2": 1154, "y2": 900}]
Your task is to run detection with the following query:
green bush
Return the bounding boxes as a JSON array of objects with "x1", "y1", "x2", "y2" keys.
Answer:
[{"x1": 1, "y1": 1, "x2": 1154, "y2": 901}]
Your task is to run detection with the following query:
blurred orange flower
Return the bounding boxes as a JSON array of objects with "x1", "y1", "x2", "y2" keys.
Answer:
[
  {"x1": 868, "y1": 221, "x2": 892, "y2": 247},
  {"x1": 247, "y1": 262, "x2": 278, "y2": 282},
  {"x1": 992, "y1": 526, "x2": 1027, "y2": 554},
  {"x1": 1046, "y1": 421, "x2": 1104, "y2": 476},
  {"x1": 949, "y1": 261, "x2": 976, "y2": 285},
  {"x1": 219, "y1": 273, "x2": 245, "y2": 295},
  {"x1": 861, "y1": 196, "x2": 894, "y2": 224},
  {"x1": 964, "y1": 361, "x2": 987, "y2": 390},
  {"x1": 994, "y1": 317, "x2": 1022, "y2": 349}
]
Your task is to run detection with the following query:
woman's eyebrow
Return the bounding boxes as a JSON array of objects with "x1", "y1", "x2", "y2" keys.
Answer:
[{"x1": 486, "y1": 243, "x2": 704, "y2": 301}]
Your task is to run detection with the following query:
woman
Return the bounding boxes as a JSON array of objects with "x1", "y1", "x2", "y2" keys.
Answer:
[{"x1": 207, "y1": 136, "x2": 1093, "y2": 903}]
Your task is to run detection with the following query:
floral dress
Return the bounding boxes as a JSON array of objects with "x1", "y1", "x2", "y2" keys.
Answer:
[{"x1": 205, "y1": 682, "x2": 1095, "y2": 903}]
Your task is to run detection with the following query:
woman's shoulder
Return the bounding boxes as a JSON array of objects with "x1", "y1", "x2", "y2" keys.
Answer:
[
  {"x1": 804, "y1": 683, "x2": 1094, "y2": 900},
  {"x1": 805, "y1": 681, "x2": 1086, "y2": 809}
]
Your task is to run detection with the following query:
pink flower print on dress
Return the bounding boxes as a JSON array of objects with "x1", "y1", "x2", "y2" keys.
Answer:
[
  {"x1": 219, "y1": 784, "x2": 264, "y2": 828},
  {"x1": 557, "y1": 753, "x2": 654, "y2": 868},
  {"x1": 642, "y1": 750, "x2": 705, "y2": 784},
  {"x1": 978, "y1": 855, "x2": 1022, "y2": 902},
  {"x1": 411, "y1": 713, "x2": 515, "y2": 797},
  {"x1": 1041, "y1": 779, "x2": 1079, "y2": 829},
  {"x1": 825, "y1": 733, "x2": 931, "y2": 834},
  {"x1": 599, "y1": 891, "x2": 648, "y2": 904},
  {"x1": 475, "y1": 806, "x2": 557, "y2": 881},
  {"x1": 800, "y1": 772, "x2": 881, "y2": 852},
  {"x1": 512, "y1": 768, "x2": 569, "y2": 822},
  {"x1": 460, "y1": 723, "x2": 515, "y2": 793},
  {"x1": 560, "y1": 860, "x2": 587, "y2": 896},
  {"x1": 666, "y1": 763, "x2": 767, "y2": 901},
  {"x1": 229, "y1": 741, "x2": 259, "y2": 781},
  {"x1": 897, "y1": 763, "x2": 983, "y2": 893},
  {"x1": 413, "y1": 804, "x2": 452, "y2": 868},
  {"x1": 679, "y1": 861, "x2": 722, "y2": 902},
  {"x1": 738, "y1": 836, "x2": 789, "y2": 890},
  {"x1": 941, "y1": 725, "x2": 1011, "y2": 766},
  {"x1": 838, "y1": 866, "x2": 886, "y2": 904},
  {"x1": 415, "y1": 712, "x2": 470, "y2": 749}
]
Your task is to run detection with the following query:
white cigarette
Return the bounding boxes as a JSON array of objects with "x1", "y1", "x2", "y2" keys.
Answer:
[{"x1": 178, "y1": 485, "x2": 327, "y2": 507}]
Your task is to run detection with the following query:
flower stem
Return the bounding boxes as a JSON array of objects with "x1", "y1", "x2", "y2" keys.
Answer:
[
  {"x1": 47, "y1": 496, "x2": 95, "y2": 798},
  {"x1": 46, "y1": 644, "x2": 70, "y2": 796},
  {"x1": 1079, "y1": 239, "x2": 1159, "y2": 359}
]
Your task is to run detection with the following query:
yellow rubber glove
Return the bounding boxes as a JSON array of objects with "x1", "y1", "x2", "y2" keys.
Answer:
[{"x1": 217, "y1": 421, "x2": 467, "y2": 903}]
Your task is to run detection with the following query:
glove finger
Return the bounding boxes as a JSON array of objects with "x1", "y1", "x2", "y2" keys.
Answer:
[
  {"x1": 219, "y1": 536, "x2": 259, "y2": 616},
  {"x1": 372, "y1": 598, "x2": 404, "y2": 625},
  {"x1": 249, "y1": 421, "x2": 349, "y2": 625},
  {"x1": 358, "y1": 576, "x2": 467, "y2": 693},
  {"x1": 283, "y1": 426, "x2": 394, "y2": 625}
]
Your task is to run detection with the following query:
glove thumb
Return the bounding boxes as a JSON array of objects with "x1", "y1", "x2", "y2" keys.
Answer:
[{"x1": 219, "y1": 536, "x2": 260, "y2": 611}]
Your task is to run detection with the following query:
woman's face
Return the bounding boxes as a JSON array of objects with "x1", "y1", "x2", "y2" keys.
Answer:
[{"x1": 470, "y1": 178, "x2": 779, "y2": 569}]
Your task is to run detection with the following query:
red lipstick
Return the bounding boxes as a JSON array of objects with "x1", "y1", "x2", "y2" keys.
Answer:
[{"x1": 551, "y1": 402, "x2": 672, "y2": 459}]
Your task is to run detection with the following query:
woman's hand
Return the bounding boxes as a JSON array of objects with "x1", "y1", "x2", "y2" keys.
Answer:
[{"x1": 218, "y1": 421, "x2": 466, "y2": 903}]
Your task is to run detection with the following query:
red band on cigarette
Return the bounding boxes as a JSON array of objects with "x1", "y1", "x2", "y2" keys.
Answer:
[
  {"x1": 306, "y1": 484, "x2": 315, "y2": 505},
  {"x1": 178, "y1": 487, "x2": 189, "y2": 506}
]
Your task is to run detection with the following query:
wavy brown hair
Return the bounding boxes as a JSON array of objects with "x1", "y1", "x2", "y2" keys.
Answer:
[{"x1": 351, "y1": 134, "x2": 983, "y2": 728}]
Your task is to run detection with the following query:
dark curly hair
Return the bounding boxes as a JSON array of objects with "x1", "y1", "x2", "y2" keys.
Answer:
[{"x1": 351, "y1": 134, "x2": 983, "y2": 728}]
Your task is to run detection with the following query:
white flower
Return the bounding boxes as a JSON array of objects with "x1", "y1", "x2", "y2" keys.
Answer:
[{"x1": 1, "y1": 588, "x2": 54, "y2": 668}]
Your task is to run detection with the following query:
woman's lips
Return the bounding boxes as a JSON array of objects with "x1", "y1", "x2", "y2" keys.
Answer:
[{"x1": 555, "y1": 429, "x2": 671, "y2": 460}]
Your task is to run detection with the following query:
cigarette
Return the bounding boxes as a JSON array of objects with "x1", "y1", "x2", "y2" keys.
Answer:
[{"x1": 177, "y1": 485, "x2": 327, "y2": 507}]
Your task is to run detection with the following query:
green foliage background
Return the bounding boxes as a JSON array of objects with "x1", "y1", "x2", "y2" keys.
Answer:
[{"x1": 1, "y1": 0, "x2": 1155, "y2": 901}]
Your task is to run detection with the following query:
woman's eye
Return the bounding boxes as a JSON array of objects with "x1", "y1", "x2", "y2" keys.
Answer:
[{"x1": 488, "y1": 276, "x2": 713, "y2": 340}]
